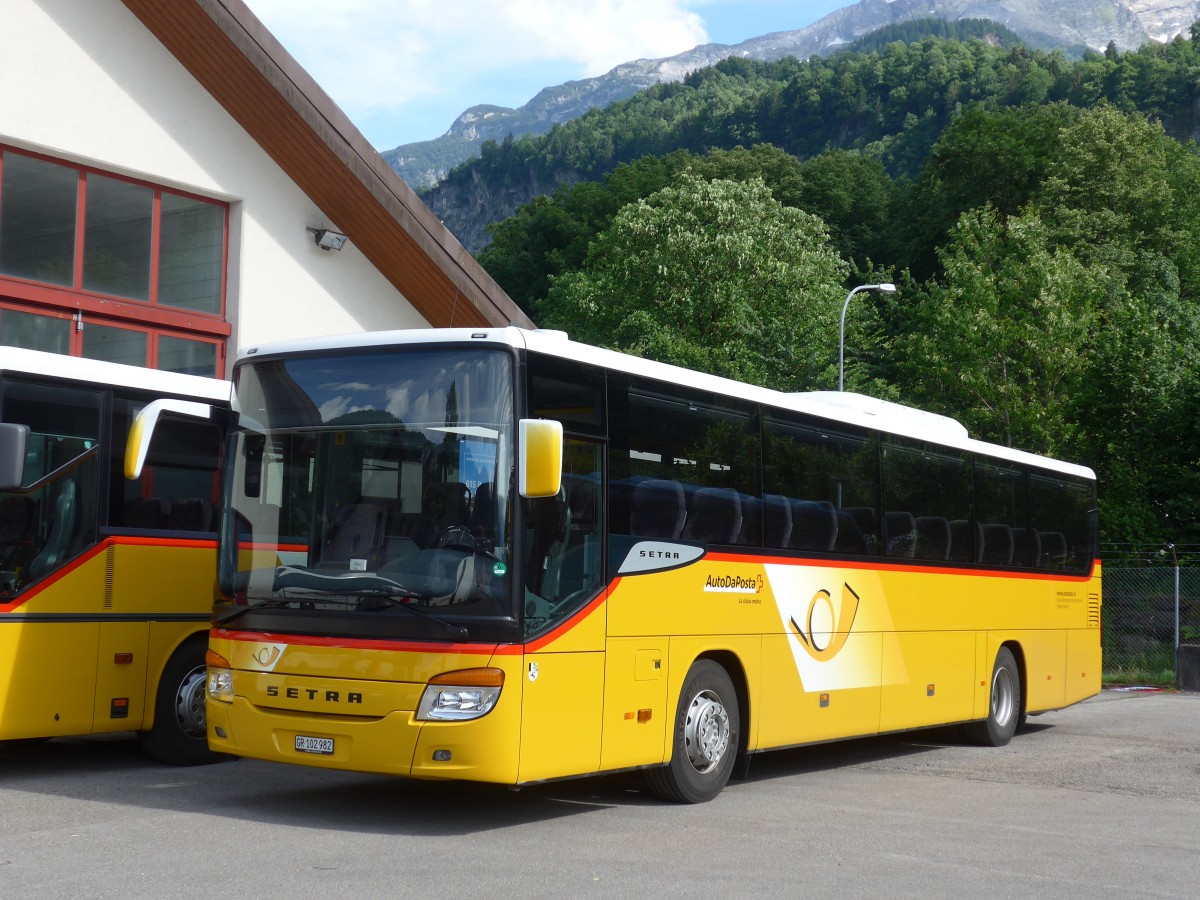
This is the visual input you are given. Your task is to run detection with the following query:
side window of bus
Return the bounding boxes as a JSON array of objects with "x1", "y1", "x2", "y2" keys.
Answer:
[
  {"x1": 762, "y1": 417, "x2": 880, "y2": 555},
  {"x1": 608, "y1": 378, "x2": 759, "y2": 557},
  {"x1": 0, "y1": 381, "x2": 101, "y2": 591},
  {"x1": 1029, "y1": 470, "x2": 1096, "y2": 573},
  {"x1": 880, "y1": 439, "x2": 972, "y2": 562},
  {"x1": 111, "y1": 396, "x2": 220, "y2": 533},
  {"x1": 973, "y1": 461, "x2": 1033, "y2": 568}
]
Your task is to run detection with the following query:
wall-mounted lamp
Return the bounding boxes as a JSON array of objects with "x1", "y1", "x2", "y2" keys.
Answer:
[{"x1": 307, "y1": 227, "x2": 349, "y2": 251}]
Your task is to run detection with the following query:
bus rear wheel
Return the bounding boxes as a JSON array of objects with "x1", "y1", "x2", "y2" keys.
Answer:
[
  {"x1": 138, "y1": 635, "x2": 221, "y2": 766},
  {"x1": 646, "y1": 660, "x2": 739, "y2": 803},
  {"x1": 964, "y1": 646, "x2": 1022, "y2": 747}
]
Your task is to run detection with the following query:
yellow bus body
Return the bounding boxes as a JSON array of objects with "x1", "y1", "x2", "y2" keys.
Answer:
[
  {"x1": 0, "y1": 536, "x2": 216, "y2": 740},
  {"x1": 206, "y1": 553, "x2": 1100, "y2": 784}
]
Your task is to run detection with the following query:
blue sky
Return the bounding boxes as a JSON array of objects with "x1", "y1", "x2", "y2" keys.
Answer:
[{"x1": 243, "y1": 0, "x2": 852, "y2": 151}]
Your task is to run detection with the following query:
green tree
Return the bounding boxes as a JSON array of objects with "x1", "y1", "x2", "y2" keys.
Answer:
[
  {"x1": 481, "y1": 145, "x2": 820, "y2": 313},
  {"x1": 897, "y1": 207, "x2": 1104, "y2": 454},
  {"x1": 1037, "y1": 104, "x2": 1200, "y2": 296},
  {"x1": 795, "y1": 150, "x2": 896, "y2": 271},
  {"x1": 538, "y1": 174, "x2": 849, "y2": 390},
  {"x1": 896, "y1": 103, "x2": 1081, "y2": 279}
]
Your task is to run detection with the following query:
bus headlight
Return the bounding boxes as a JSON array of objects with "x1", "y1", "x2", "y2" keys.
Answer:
[
  {"x1": 416, "y1": 668, "x2": 504, "y2": 721},
  {"x1": 206, "y1": 649, "x2": 234, "y2": 704}
]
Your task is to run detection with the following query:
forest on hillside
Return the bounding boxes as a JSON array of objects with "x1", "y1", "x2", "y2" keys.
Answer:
[{"x1": 466, "y1": 23, "x2": 1200, "y2": 552}]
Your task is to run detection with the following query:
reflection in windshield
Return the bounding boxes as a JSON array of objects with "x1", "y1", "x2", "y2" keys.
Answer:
[{"x1": 218, "y1": 349, "x2": 517, "y2": 641}]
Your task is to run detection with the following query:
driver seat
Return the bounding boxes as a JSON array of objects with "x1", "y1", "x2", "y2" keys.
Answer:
[
  {"x1": 423, "y1": 482, "x2": 471, "y2": 542},
  {"x1": 324, "y1": 502, "x2": 384, "y2": 563},
  {"x1": 27, "y1": 479, "x2": 77, "y2": 581}
]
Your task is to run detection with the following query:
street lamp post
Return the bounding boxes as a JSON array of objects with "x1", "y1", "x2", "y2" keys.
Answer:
[{"x1": 839, "y1": 282, "x2": 896, "y2": 391}]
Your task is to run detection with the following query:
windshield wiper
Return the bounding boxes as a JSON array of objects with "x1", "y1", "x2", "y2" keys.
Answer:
[
  {"x1": 214, "y1": 568, "x2": 469, "y2": 640},
  {"x1": 274, "y1": 566, "x2": 467, "y2": 639},
  {"x1": 351, "y1": 592, "x2": 468, "y2": 640},
  {"x1": 214, "y1": 598, "x2": 286, "y2": 625}
]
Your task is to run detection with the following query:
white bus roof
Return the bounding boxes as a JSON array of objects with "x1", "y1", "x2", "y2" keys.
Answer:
[
  {"x1": 236, "y1": 327, "x2": 1095, "y2": 481},
  {"x1": 0, "y1": 346, "x2": 230, "y2": 403}
]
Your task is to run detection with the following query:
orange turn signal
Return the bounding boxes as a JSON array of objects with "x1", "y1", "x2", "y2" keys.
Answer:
[{"x1": 429, "y1": 667, "x2": 504, "y2": 688}]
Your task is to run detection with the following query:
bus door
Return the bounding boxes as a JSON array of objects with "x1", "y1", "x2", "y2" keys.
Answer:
[
  {"x1": 96, "y1": 395, "x2": 221, "y2": 734},
  {"x1": 0, "y1": 380, "x2": 102, "y2": 736},
  {"x1": 519, "y1": 438, "x2": 607, "y2": 782}
]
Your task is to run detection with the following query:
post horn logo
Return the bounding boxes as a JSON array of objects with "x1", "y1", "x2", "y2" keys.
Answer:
[
  {"x1": 252, "y1": 644, "x2": 284, "y2": 669},
  {"x1": 789, "y1": 582, "x2": 861, "y2": 662}
]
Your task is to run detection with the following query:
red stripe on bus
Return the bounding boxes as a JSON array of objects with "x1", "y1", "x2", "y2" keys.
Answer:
[
  {"x1": 212, "y1": 583, "x2": 620, "y2": 656},
  {"x1": 0, "y1": 535, "x2": 215, "y2": 613},
  {"x1": 703, "y1": 551, "x2": 1099, "y2": 582},
  {"x1": 212, "y1": 628, "x2": 502, "y2": 655},
  {"x1": 523, "y1": 585, "x2": 614, "y2": 652}
]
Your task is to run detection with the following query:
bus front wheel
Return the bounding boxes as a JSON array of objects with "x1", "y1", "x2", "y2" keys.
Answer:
[
  {"x1": 138, "y1": 635, "x2": 221, "y2": 766},
  {"x1": 646, "y1": 660, "x2": 739, "y2": 803},
  {"x1": 965, "y1": 646, "x2": 1022, "y2": 747}
]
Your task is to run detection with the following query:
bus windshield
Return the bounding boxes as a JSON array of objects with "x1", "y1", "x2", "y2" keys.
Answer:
[{"x1": 217, "y1": 347, "x2": 518, "y2": 642}]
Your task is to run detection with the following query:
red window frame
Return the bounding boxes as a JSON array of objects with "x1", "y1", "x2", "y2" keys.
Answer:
[{"x1": 0, "y1": 145, "x2": 231, "y2": 376}]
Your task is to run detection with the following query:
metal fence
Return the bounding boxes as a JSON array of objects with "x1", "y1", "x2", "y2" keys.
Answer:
[{"x1": 1102, "y1": 565, "x2": 1200, "y2": 682}]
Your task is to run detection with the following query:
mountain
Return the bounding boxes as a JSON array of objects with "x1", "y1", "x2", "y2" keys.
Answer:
[{"x1": 384, "y1": 0, "x2": 1200, "y2": 191}]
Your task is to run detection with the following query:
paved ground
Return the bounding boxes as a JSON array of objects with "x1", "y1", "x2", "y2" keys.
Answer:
[{"x1": 1, "y1": 689, "x2": 1197, "y2": 898}]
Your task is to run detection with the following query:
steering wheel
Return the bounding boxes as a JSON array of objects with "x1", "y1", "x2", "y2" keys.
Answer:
[{"x1": 434, "y1": 526, "x2": 477, "y2": 553}]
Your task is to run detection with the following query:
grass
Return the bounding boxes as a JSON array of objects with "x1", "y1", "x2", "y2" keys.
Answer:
[{"x1": 1102, "y1": 645, "x2": 1177, "y2": 686}]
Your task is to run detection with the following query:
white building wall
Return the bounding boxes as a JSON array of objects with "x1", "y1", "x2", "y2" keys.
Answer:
[{"x1": 1, "y1": 0, "x2": 428, "y2": 375}]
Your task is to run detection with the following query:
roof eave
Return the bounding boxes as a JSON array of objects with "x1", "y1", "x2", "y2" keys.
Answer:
[{"x1": 120, "y1": 0, "x2": 532, "y2": 330}]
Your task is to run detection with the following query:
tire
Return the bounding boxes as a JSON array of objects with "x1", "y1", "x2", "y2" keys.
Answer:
[
  {"x1": 964, "y1": 646, "x2": 1022, "y2": 747},
  {"x1": 138, "y1": 635, "x2": 222, "y2": 766},
  {"x1": 646, "y1": 660, "x2": 740, "y2": 803}
]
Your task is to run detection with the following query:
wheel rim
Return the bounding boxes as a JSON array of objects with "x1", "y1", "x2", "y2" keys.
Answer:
[
  {"x1": 174, "y1": 665, "x2": 208, "y2": 739},
  {"x1": 683, "y1": 689, "x2": 730, "y2": 774},
  {"x1": 991, "y1": 665, "x2": 1015, "y2": 728}
]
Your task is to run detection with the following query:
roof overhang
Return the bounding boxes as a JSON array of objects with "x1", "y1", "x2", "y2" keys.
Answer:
[{"x1": 121, "y1": 0, "x2": 533, "y2": 330}]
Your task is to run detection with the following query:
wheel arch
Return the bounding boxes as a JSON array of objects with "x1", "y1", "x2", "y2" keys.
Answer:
[
  {"x1": 140, "y1": 628, "x2": 209, "y2": 732},
  {"x1": 693, "y1": 649, "x2": 749, "y2": 756},
  {"x1": 998, "y1": 639, "x2": 1028, "y2": 719}
]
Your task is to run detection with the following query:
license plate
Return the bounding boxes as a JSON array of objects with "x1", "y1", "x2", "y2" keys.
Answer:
[{"x1": 295, "y1": 735, "x2": 334, "y2": 755}]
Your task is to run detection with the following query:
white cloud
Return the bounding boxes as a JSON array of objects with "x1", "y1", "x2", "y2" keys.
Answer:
[{"x1": 244, "y1": 1, "x2": 707, "y2": 133}]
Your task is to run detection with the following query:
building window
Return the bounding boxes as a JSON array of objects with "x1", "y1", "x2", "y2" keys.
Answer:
[
  {"x1": 158, "y1": 334, "x2": 219, "y2": 376},
  {"x1": 159, "y1": 193, "x2": 224, "y2": 314},
  {"x1": 0, "y1": 152, "x2": 77, "y2": 286},
  {"x1": 83, "y1": 174, "x2": 154, "y2": 300},
  {"x1": 0, "y1": 306, "x2": 71, "y2": 354},
  {"x1": 81, "y1": 321, "x2": 149, "y2": 367},
  {"x1": 0, "y1": 145, "x2": 229, "y2": 377}
]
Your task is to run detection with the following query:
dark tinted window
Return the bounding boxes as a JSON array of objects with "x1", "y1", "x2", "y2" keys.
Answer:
[
  {"x1": 609, "y1": 377, "x2": 759, "y2": 548},
  {"x1": 763, "y1": 416, "x2": 879, "y2": 555},
  {"x1": 1030, "y1": 470, "x2": 1096, "y2": 573},
  {"x1": 111, "y1": 395, "x2": 219, "y2": 533},
  {"x1": 527, "y1": 353, "x2": 604, "y2": 436},
  {"x1": 974, "y1": 461, "x2": 1032, "y2": 567},
  {"x1": 880, "y1": 439, "x2": 971, "y2": 562}
]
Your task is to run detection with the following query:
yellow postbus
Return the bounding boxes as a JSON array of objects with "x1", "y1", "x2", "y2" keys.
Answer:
[
  {"x1": 1, "y1": 347, "x2": 228, "y2": 763},
  {"x1": 155, "y1": 328, "x2": 1099, "y2": 801}
]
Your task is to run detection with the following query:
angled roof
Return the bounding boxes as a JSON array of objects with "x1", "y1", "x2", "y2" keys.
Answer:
[{"x1": 120, "y1": 0, "x2": 533, "y2": 330}]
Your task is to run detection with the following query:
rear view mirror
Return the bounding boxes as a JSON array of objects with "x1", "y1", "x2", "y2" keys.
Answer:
[
  {"x1": 125, "y1": 399, "x2": 219, "y2": 480},
  {"x1": 0, "y1": 423, "x2": 30, "y2": 492},
  {"x1": 518, "y1": 419, "x2": 563, "y2": 498}
]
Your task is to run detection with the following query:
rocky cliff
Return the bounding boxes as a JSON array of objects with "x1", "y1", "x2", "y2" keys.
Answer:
[{"x1": 408, "y1": 0, "x2": 1200, "y2": 250}]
